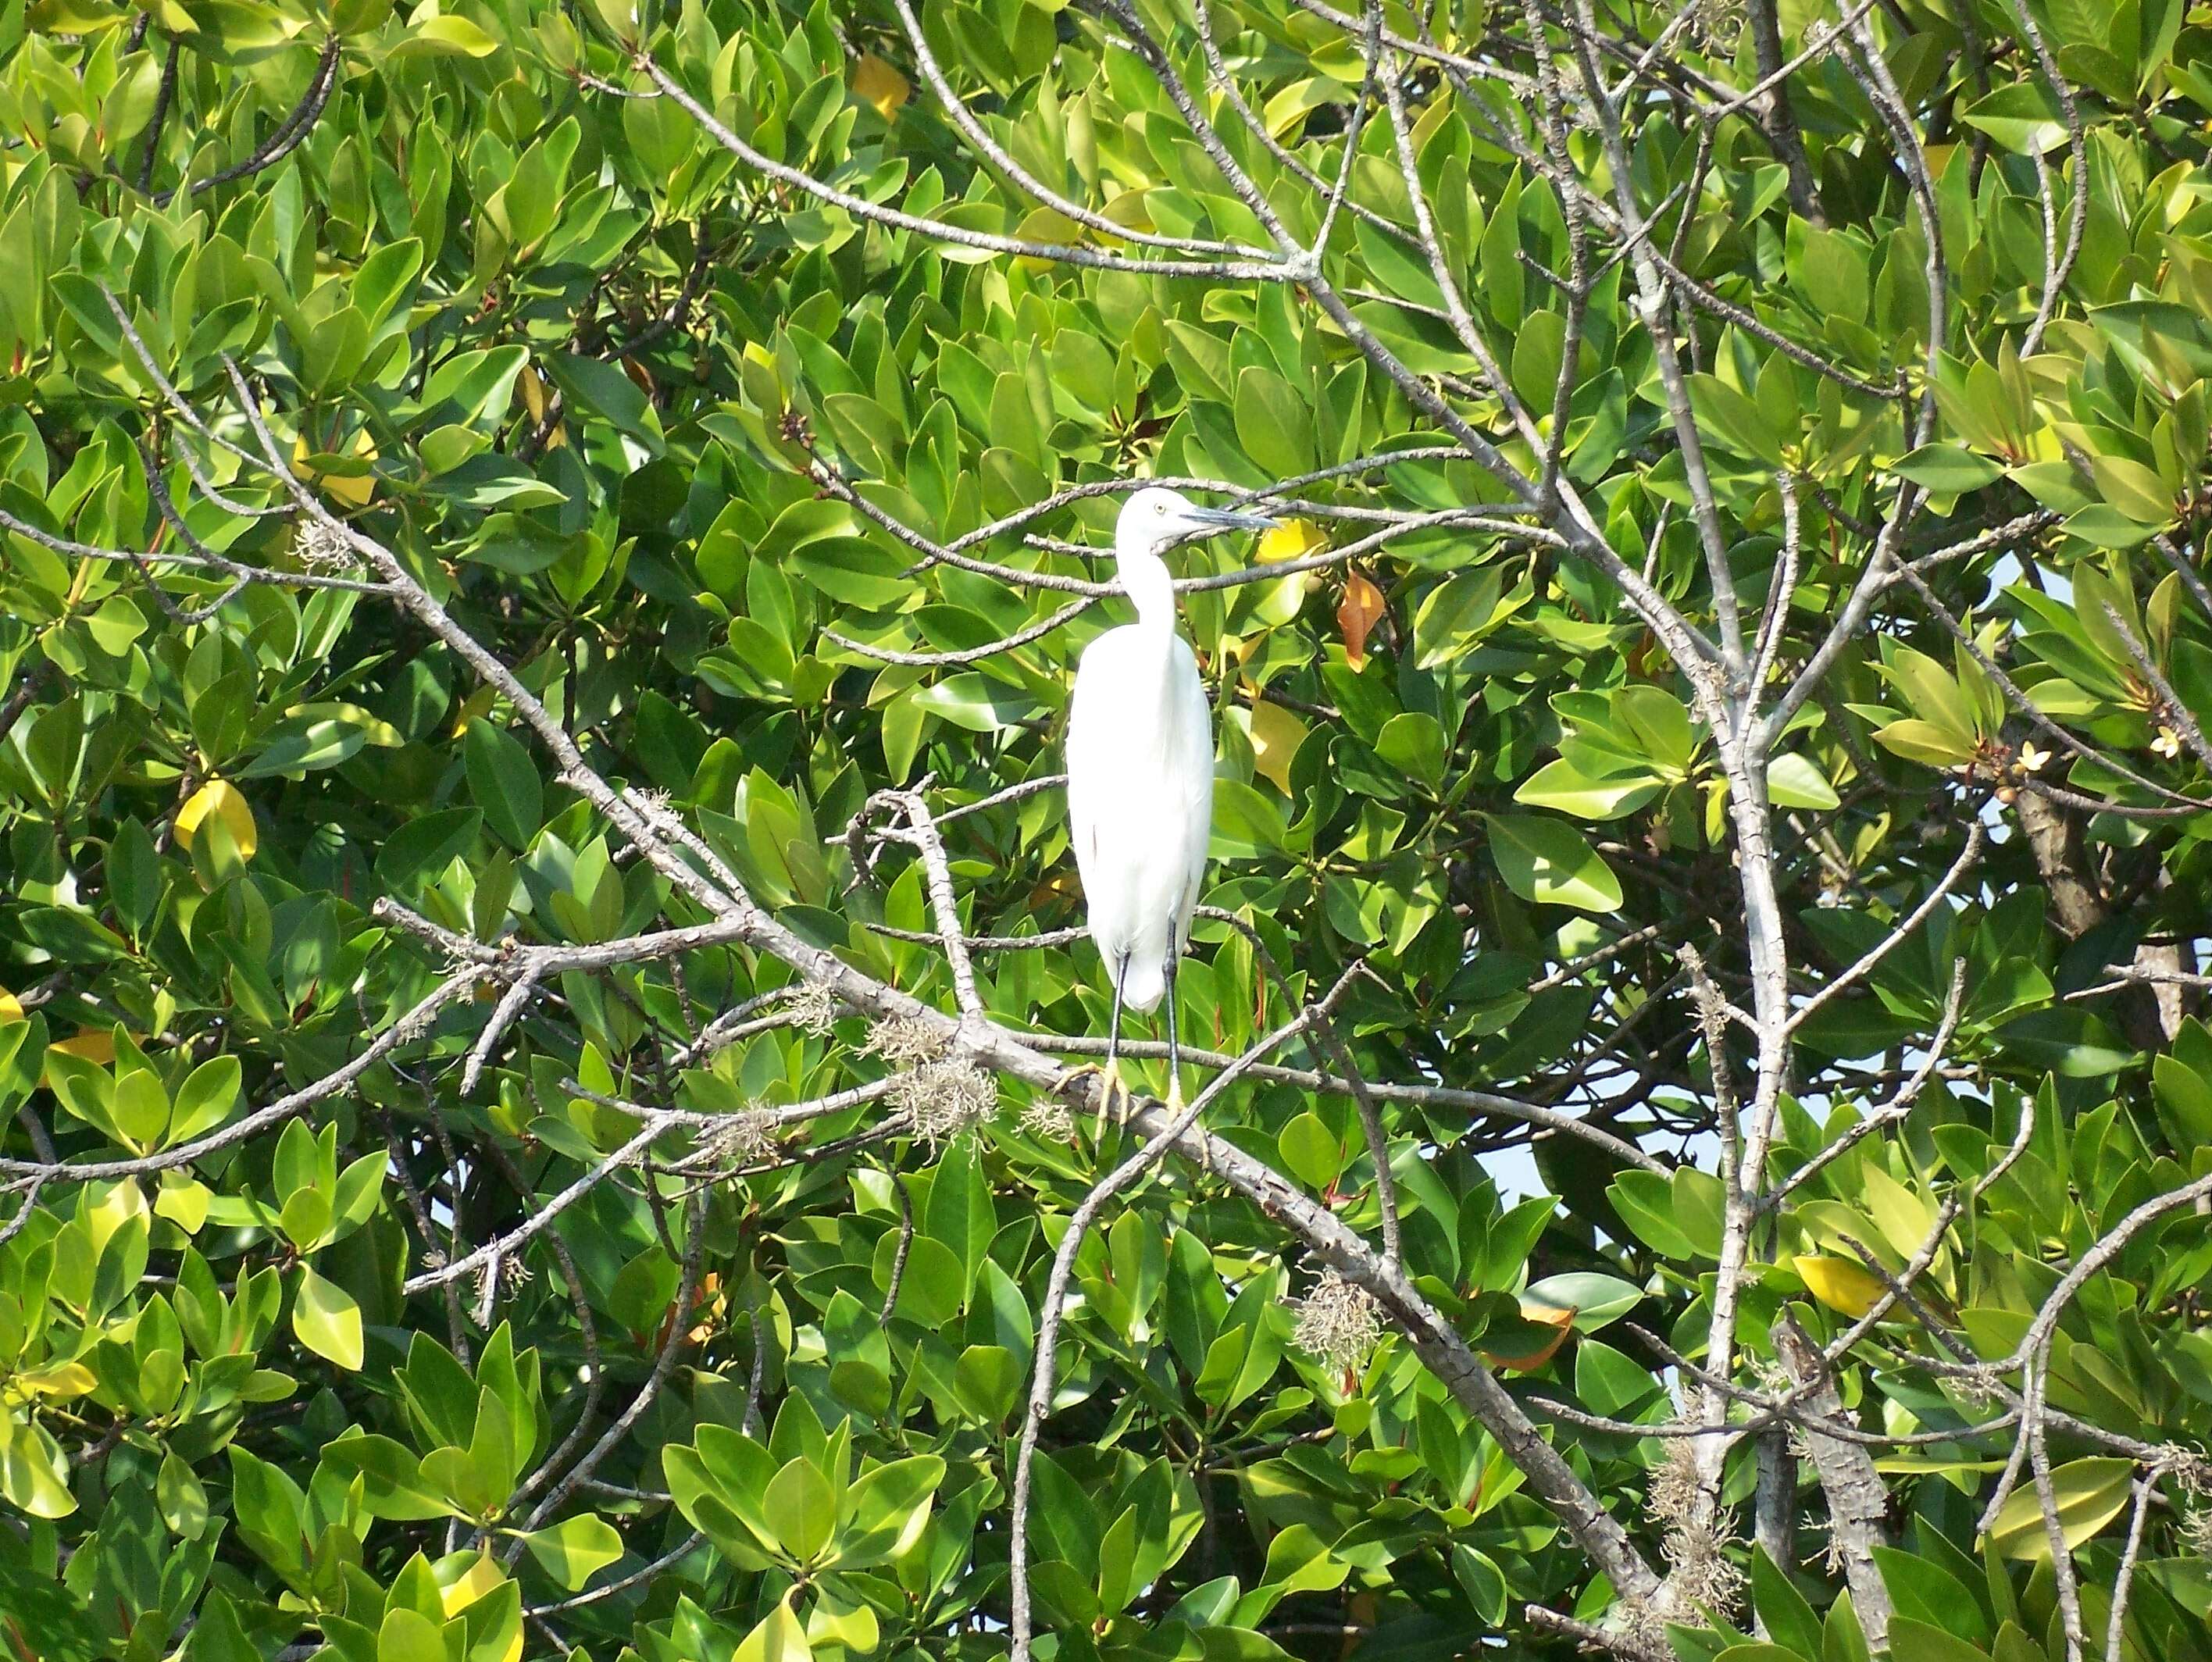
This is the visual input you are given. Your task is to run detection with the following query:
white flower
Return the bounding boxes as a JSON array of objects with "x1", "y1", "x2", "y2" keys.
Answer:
[
  {"x1": 293, "y1": 520, "x2": 358, "y2": 572},
  {"x1": 1291, "y1": 1268, "x2": 1385, "y2": 1375},
  {"x1": 710, "y1": 1111, "x2": 780, "y2": 1164},
  {"x1": 1643, "y1": 1430, "x2": 1747, "y2": 1624},
  {"x1": 1019, "y1": 1094, "x2": 1076, "y2": 1143},
  {"x1": 890, "y1": 1055, "x2": 997, "y2": 1147},
  {"x1": 864, "y1": 1015, "x2": 947, "y2": 1068},
  {"x1": 783, "y1": 982, "x2": 842, "y2": 1038}
]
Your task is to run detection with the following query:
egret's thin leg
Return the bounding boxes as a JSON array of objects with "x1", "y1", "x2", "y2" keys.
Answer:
[
  {"x1": 1093, "y1": 954, "x2": 1130, "y2": 1140},
  {"x1": 1163, "y1": 957, "x2": 1183, "y2": 1112}
]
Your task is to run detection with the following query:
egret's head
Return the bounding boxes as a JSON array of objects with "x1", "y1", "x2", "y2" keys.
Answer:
[{"x1": 1117, "y1": 487, "x2": 1279, "y2": 562}]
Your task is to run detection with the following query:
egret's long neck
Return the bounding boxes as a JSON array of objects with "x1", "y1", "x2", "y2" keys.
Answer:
[{"x1": 1115, "y1": 533, "x2": 1178, "y2": 639}]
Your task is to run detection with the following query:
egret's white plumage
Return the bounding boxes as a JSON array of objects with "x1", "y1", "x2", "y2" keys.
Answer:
[
  {"x1": 1065, "y1": 487, "x2": 1276, "y2": 1110},
  {"x1": 1067, "y1": 619, "x2": 1211, "y2": 1012}
]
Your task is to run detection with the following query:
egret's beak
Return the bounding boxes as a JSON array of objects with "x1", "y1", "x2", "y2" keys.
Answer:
[{"x1": 1180, "y1": 505, "x2": 1281, "y2": 534}]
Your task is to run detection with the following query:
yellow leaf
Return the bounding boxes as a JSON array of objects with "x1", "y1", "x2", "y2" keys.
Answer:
[
  {"x1": 518, "y1": 364, "x2": 549, "y2": 423},
  {"x1": 0, "y1": 990, "x2": 20, "y2": 1025},
  {"x1": 1793, "y1": 1254, "x2": 1886, "y2": 1318},
  {"x1": 9, "y1": 1363, "x2": 95, "y2": 1401},
  {"x1": 1337, "y1": 569, "x2": 1386, "y2": 670},
  {"x1": 852, "y1": 51, "x2": 909, "y2": 119},
  {"x1": 515, "y1": 366, "x2": 566, "y2": 448},
  {"x1": 437, "y1": 1551, "x2": 508, "y2": 1615},
  {"x1": 155, "y1": 1170, "x2": 211, "y2": 1233},
  {"x1": 433, "y1": 1553, "x2": 522, "y2": 1662},
  {"x1": 84, "y1": 1179, "x2": 149, "y2": 1260},
  {"x1": 48, "y1": 1031, "x2": 116, "y2": 1067},
  {"x1": 451, "y1": 685, "x2": 496, "y2": 739},
  {"x1": 1257, "y1": 517, "x2": 1328, "y2": 564},
  {"x1": 174, "y1": 779, "x2": 258, "y2": 861},
  {"x1": 291, "y1": 433, "x2": 376, "y2": 509},
  {"x1": 1247, "y1": 697, "x2": 1308, "y2": 794}
]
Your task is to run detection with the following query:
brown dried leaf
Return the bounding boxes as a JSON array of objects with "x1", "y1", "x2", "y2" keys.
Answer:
[
  {"x1": 1337, "y1": 569, "x2": 1385, "y2": 669},
  {"x1": 1479, "y1": 1302, "x2": 1575, "y2": 1373}
]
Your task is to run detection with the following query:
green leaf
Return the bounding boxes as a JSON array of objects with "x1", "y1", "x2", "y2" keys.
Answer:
[
  {"x1": 953, "y1": 1346, "x2": 1021, "y2": 1424},
  {"x1": 2092, "y1": 453, "x2": 2177, "y2": 524},
  {"x1": 1212, "y1": 779, "x2": 1286, "y2": 858},
  {"x1": 106, "y1": 815, "x2": 161, "y2": 933},
  {"x1": 376, "y1": 1609, "x2": 446, "y2": 1662},
  {"x1": 1883, "y1": 1621, "x2": 1994, "y2": 1662},
  {"x1": 1522, "y1": 1271, "x2": 1644, "y2": 1332},
  {"x1": 911, "y1": 674, "x2": 1031, "y2": 734},
  {"x1": 840, "y1": 1453, "x2": 944, "y2": 1564},
  {"x1": 1750, "y1": 1547, "x2": 1824, "y2": 1659},
  {"x1": 397, "y1": 12, "x2": 500, "y2": 55},
  {"x1": 734, "y1": 1594, "x2": 813, "y2": 1662},
  {"x1": 466, "y1": 722, "x2": 543, "y2": 851},
  {"x1": 790, "y1": 537, "x2": 909, "y2": 609},
  {"x1": 516, "y1": 1514, "x2": 624, "y2": 1589},
  {"x1": 1275, "y1": 1111, "x2": 1343, "y2": 1189},
  {"x1": 1612, "y1": 686, "x2": 1696, "y2": 771},
  {"x1": 762, "y1": 1457, "x2": 836, "y2": 1562},
  {"x1": 1892, "y1": 444, "x2": 2004, "y2": 493},
  {"x1": 1413, "y1": 569, "x2": 1504, "y2": 669},
  {"x1": 1871, "y1": 719, "x2": 1976, "y2": 768},
  {"x1": 1794, "y1": 225, "x2": 1871, "y2": 323},
  {"x1": 1985, "y1": 1457, "x2": 2134, "y2": 1560},
  {"x1": 1767, "y1": 753, "x2": 1841, "y2": 810},
  {"x1": 1514, "y1": 754, "x2": 1664, "y2": 820},
  {"x1": 1607, "y1": 1171, "x2": 1696, "y2": 1258},
  {"x1": 166, "y1": 1054, "x2": 241, "y2": 1147},
  {"x1": 1375, "y1": 711, "x2": 1448, "y2": 789},
  {"x1": 321, "y1": 1432, "x2": 454, "y2": 1521},
  {"x1": 1961, "y1": 84, "x2": 2068, "y2": 154},
  {"x1": 421, "y1": 348, "x2": 531, "y2": 426},
  {"x1": 376, "y1": 807, "x2": 484, "y2": 893},
  {"x1": 1483, "y1": 814, "x2": 1624, "y2": 912},
  {"x1": 157, "y1": 1448, "x2": 209, "y2": 1539},
  {"x1": 1233, "y1": 365, "x2": 1316, "y2": 476},
  {"x1": 292, "y1": 1264, "x2": 364, "y2": 1371}
]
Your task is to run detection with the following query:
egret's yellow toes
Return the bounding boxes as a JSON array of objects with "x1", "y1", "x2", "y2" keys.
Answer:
[
  {"x1": 1065, "y1": 1060, "x2": 1130, "y2": 1141},
  {"x1": 1098, "y1": 1075, "x2": 1134, "y2": 1142}
]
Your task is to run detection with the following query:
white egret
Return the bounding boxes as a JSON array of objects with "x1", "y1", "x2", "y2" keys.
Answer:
[{"x1": 1066, "y1": 487, "x2": 1278, "y2": 1126}]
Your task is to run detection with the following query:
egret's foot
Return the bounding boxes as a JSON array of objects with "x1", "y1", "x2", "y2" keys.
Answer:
[{"x1": 1064, "y1": 1061, "x2": 1132, "y2": 1143}]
